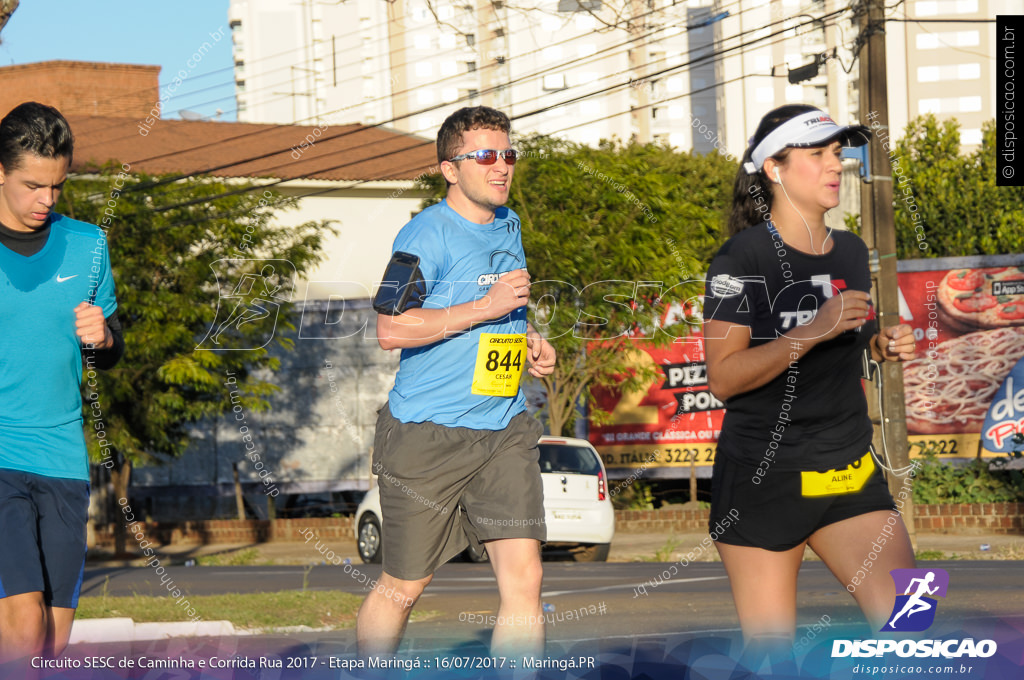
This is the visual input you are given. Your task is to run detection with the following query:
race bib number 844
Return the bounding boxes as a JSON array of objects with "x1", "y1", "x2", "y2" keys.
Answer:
[{"x1": 471, "y1": 333, "x2": 526, "y2": 397}]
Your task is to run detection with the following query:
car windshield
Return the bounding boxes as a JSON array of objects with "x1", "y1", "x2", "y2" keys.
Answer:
[{"x1": 538, "y1": 444, "x2": 601, "y2": 475}]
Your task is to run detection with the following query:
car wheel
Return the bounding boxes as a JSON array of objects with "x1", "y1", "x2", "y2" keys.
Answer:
[
  {"x1": 463, "y1": 541, "x2": 489, "y2": 563},
  {"x1": 357, "y1": 514, "x2": 383, "y2": 564},
  {"x1": 571, "y1": 543, "x2": 610, "y2": 562}
]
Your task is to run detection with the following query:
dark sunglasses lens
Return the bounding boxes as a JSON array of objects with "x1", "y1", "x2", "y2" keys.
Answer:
[
  {"x1": 475, "y1": 150, "x2": 498, "y2": 164},
  {"x1": 502, "y1": 150, "x2": 518, "y2": 165}
]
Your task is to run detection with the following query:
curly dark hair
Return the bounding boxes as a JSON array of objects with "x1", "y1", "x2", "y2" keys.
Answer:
[{"x1": 436, "y1": 106, "x2": 511, "y2": 166}]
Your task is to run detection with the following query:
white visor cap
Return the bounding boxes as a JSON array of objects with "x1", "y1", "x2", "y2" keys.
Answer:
[{"x1": 743, "y1": 110, "x2": 871, "y2": 175}]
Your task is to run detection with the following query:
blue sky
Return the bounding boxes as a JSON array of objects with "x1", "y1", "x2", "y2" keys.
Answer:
[{"x1": 1, "y1": 1, "x2": 236, "y2": 120}]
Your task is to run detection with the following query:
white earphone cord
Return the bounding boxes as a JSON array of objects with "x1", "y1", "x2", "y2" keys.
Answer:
[
  {"x1": 869, "y1": 357, "x2": 917, "y2": 477},
  {"x1": 775, "y1": 171, "x2": 833, "y2": 255},
  {"x1": 771, "y1": 168, "x2": 911, "y2": 476}
]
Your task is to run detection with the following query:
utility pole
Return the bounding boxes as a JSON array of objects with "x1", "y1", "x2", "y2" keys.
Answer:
[{"x1": 857, "y1": 0, "x2": 917, "y2": 548}]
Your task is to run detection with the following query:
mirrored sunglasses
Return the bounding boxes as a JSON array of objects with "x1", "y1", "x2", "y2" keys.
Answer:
[{"x1": 448, "y1": 148, "x2": 518, "y2": 165}]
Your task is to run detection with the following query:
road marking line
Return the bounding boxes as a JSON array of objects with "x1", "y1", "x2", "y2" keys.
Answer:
[{"x1": 542, "y1": 575, "x2": 728, "y2": 597}]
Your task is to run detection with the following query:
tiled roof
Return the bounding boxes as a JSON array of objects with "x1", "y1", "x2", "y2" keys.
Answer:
[{"x1": 69, "y1": 116, "x2": 439, "y2": 182}]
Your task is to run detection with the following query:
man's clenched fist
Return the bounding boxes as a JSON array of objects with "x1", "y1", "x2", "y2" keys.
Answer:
[{"x1": 74, "y1": 302, "x2": 112, "y2": 348}]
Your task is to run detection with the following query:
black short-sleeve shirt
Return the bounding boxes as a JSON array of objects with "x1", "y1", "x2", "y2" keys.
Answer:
[{"x1": 702, "y1": 222, "x2": 876, "y2": 472}]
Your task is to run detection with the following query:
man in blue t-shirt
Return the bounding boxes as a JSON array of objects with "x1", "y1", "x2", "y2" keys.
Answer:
[
  {"x1": 357, "y1": 107, "x2": 555, "y2": 657},
  {"x1": 0, "y1": 103, "x2": 123, "y2": 670}
]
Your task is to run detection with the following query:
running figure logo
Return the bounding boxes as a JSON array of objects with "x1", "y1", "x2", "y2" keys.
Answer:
[
  {"x1": 197, "y1": 259, "x2": 296, "y2": 350},
  {"x1": 881, "y1": 568, "x2": 949, "y2": 632}
]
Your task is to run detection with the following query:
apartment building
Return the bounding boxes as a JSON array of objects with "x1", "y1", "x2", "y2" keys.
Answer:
[
  {"x1": 228, "y1": 0, "x2": 1012, "y2": 157},
  {"x1": 230, "y1": 0, "x2": 713, "y2": 149},
  {"x1": 886, "y1": 0, "x2": 1020, "y2": 147}
]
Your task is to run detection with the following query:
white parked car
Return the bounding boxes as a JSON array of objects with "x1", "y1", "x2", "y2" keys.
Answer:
[{"x1": 354, "y1": 435, "x2": 615, "y2": 563}]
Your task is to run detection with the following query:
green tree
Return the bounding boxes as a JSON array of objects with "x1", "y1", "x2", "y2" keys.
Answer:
[
  {"x1": 422, "y1": 136, "x2": 734, "y2": 434},
  {"x1": 60, "y1": 166, "x2": 334, "y2": 554},
  {"x1": 0, "y1": 0, "x2": 18, "y2": 38},
  {"x1": 892, "y1": 116, "x2": 1024, "y2": 259}
]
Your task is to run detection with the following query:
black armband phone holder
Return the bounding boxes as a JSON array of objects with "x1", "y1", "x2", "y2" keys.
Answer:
[{"x1": 373, "y1": 251, "x2": 427, "y2": 315}]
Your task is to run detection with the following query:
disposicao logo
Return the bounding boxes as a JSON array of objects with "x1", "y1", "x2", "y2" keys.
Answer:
[
  {"x1": 882, "y1": 568, "x2": 948, "y2": 632},
  {"x1": 832, "y1": 568, "x2": 998, "y2": 659}
]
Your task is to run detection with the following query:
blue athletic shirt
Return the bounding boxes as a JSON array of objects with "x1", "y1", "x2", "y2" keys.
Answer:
[
  {"x1": 0, "y1": 214, "x2": 117, "y2": 481},
  {"x1": 387, "y1": 199, "x2": 528, "y2": 429}
]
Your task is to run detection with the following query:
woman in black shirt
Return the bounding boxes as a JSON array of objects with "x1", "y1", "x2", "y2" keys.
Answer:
[{"x1": 703, "y1": 105, "x2": 918, "y2": 653}]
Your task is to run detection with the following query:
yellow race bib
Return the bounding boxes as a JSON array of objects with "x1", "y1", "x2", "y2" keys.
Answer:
[
  {"x1": 801, "y1": 452, "x2": 875, "y2": 497},
  {"x1": 471, "y1": 333, "x2": 527, "y2": 397}
]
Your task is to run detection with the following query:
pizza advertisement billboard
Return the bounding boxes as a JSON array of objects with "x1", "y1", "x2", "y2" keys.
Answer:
[
  {"x1": 588, "y1": 329, "x2": 723, "y2": 476},
  {"x1": 590, "y1": 253, "x2": 1024, "y2": 476},
  {"x1": 898, "y1": 253, "x2": 1024, "y2": 460}
]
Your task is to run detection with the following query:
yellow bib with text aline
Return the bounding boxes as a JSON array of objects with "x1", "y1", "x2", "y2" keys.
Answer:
[
  {"x1": 800, "y1": 452, "x2": 875, "y2": 497},
  {"x1": 471, "y1": 333, "x2": 527, "y2": 397}
]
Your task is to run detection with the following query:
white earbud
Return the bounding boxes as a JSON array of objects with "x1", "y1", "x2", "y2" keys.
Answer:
[{"x1": 773, "y1": 167, "x2": 781, "y2": 184}]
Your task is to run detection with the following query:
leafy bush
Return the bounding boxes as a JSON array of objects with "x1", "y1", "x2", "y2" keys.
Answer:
[
  {"x1": 610, "y1": 479, "x2": 655, "y2": 510},
  {"x1": 911, "y1": 454, "x2": 1024, "y2": 504}
]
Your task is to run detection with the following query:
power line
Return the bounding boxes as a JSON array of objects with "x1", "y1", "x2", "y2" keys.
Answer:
[
  {"x1": 120, "y1": 4, "x2": 842, "y2": 202},
  {"x1": 126, "y1": 11, "x2": 856, "y2": 233},
  {"x1": 82, "y1": 0, "x2": 693, "y2": 127},
  {"x1": 90, "y1": 3, "x2": 478, "y2": 118},
  {"x1": 164, "y1": 66, "x2": 766, "y2": 230},
  {"x1": 84, "y1": 0, "x2": 751, "y2": 155},
  {"x1": 884, "y1": 18, "x2": 997, "y2": 23},
  {"x1": 136, "y1": 8, "x2": 851, "y2": 216},
  {"x1": 170, "y1": 0, "x2": 752, "y2": 118},
  {"x1": 155, "y1": 68, "x2": 776, "y2": 231},
  {"x1": 115, "y1": 18, "x2": 703, "y2": 189}
]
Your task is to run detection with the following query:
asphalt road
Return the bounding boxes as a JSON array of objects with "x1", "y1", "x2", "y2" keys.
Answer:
[{"x1": 81, "y1": 560, "x2": 1024, "y2": 646}]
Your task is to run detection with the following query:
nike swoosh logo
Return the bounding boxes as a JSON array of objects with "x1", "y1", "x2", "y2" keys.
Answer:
[{"x1": 56, "y1": 275, "x2": 78, "y2": 283}]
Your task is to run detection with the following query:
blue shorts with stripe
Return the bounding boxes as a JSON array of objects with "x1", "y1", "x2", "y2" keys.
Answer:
[{"x1": 0, "y1": 469, "x2": 89, "y2": 608}]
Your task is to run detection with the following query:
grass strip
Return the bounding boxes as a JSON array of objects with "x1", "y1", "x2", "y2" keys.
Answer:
[{"x1": 77, "y1": 590, "x2": 370, "y2": 630}]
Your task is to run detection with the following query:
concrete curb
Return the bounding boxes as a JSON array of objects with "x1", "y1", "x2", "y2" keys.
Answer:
[{"x1": 69, "y1": 618, "x2": 242, "y2": 643}]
